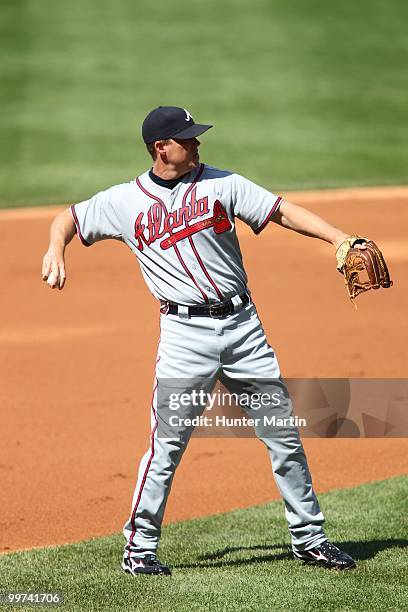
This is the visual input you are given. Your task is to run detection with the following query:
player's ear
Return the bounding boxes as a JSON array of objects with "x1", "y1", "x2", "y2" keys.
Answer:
[{"x1": 155, "y1": 140, "x2": 168, "y2": 157}]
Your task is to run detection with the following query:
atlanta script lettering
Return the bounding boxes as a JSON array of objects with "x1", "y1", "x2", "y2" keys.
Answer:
[{"x1": 134, "y1": 187, "x2": 210, "y2": 251}]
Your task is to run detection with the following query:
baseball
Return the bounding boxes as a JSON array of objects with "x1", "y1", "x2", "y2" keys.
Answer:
[{"x1": 47, "y1": 272, "x2": 58, "y2": 287}]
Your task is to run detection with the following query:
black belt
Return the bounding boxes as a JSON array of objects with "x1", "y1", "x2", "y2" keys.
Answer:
[{"x1": 162, "y1": 291, "x2": 250, "y2": 318}]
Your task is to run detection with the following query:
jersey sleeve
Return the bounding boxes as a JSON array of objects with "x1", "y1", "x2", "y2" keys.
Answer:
[
  {"x1": 70, "y1": 187, "x2": 123, "y2": 246},
  {"x1": 231, "y1": 173, "x2": 282, "y2": 234}
]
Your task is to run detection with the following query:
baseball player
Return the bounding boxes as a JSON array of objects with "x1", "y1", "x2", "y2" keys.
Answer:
[{"x1": 42, "y1": 106, "x2": 358, "y2": 575}]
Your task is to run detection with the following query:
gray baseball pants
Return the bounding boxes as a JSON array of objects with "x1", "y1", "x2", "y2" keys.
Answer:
[{"x1": 123, "y1": 301, "x2": 326, "y2": 558}]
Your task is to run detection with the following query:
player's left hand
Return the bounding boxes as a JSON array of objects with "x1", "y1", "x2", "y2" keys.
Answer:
[
  {"x1": 335, "y1": 235, "x2": 368, "y2": 272},
  {"x1": 335, "y1": 235, "x2": 393, "y2": 300}
]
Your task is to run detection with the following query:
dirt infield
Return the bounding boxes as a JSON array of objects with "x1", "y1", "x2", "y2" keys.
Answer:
[{"x1": 1, "y1": 186, "x2": 407, "y2": 553}]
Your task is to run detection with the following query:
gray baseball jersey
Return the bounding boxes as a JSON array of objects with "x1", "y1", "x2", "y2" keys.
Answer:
[{"x1": 71, "y1": 163, "x2": 282, "y2": 305}]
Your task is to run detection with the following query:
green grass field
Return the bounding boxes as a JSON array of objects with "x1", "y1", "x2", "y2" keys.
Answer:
[
  {"x1": 1, "y1": 0, "x2": 407, "y2": 208},
  {"x1": 0, "y1": 477, "x2": 407, "y2": 611}
]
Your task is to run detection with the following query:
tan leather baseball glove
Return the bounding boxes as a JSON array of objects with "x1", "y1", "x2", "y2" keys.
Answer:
[{"x1": 335, "y1": 236, "x2": 393, "y2": 300}]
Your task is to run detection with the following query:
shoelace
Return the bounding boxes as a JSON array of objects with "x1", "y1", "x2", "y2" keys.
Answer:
[
  {"x1": 319, "y1": 542, "x2": 340, "y2": 556},
  {"x1": 144, "y1": 554, "x2": 162, "y2": 566}
]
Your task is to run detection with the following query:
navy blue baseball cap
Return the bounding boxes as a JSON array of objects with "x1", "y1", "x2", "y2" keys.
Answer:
[{"x1": 142, "y1": 106, "x2": 212, "y2": 144}]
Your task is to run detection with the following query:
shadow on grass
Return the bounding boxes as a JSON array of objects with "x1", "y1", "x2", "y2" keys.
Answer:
[
  {"x1": 175, "y1": 543, "x2": 293, "y2": 569},
  {"x1": 341, "y1": 538, "x2": 408, "y2": 562},
  {"x1": 174, "y1": 539, "x2": 408, "y2": 570}
]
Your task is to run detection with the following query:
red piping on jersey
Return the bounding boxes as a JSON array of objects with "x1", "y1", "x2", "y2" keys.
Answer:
[
  {"x1": 70, "y1": 204, "x2": 91, "y2": 247},
  {"x1": 135, "y1": 176, "x2": 209, "y2": 303},
  {"x1": 254, "y1": 196, "x2": 283, "y2": 235},
  {"x1": 127, "y1": 352, "x2": 161, "y2": 556},
  {"x1": 181, "y1": 164, "x2": 224, "y2": 300}
]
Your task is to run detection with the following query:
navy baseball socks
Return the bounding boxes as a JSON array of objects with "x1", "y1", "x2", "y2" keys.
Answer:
[{"x1": 293, "y1": 541, "x2": 356, "y2": 570}]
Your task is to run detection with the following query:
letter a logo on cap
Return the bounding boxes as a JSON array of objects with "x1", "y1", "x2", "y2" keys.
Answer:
[{"x1": 184, "y1": 109, "x2": 193, "y2": 122}]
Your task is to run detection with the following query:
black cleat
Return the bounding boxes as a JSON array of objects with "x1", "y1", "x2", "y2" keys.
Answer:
[
  {"x1": 294, "y1": 541, "x2": 356, "y2": 570},
  {"x1": 121, "y1": 554, "x2": 172, "y2": 576}
]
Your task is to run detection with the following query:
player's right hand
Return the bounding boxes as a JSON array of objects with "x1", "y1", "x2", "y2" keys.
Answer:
[{"x1": 42, "y1": 247, "x2": 66, "y2": 290}]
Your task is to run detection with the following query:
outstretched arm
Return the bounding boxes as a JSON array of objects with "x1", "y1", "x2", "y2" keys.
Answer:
[
  {"x1": 42, "y1": 207, "x2": 76, "y2": 290},
  {"x1": 273, "y1": 200, "x2": 349, "y2": 249}
]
